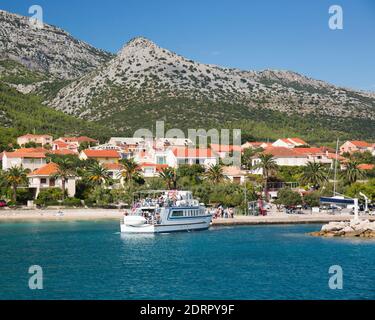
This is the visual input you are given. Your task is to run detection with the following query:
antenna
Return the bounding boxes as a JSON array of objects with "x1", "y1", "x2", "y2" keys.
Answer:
[{"x1": 333, "y1": 138, "x2": 339, "y2": 196}]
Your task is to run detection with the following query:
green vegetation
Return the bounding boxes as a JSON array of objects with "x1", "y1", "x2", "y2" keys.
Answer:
[{"x1": 0, "y1": 82, "x2": 113, "y2": 151}]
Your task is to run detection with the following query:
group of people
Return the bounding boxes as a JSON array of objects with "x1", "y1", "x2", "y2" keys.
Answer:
[{"x1": 210, "y1": 206, "x2": 234, "y2": 219}]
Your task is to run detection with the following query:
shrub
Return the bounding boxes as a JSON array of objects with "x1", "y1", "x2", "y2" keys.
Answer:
[
  {"x1": 303, "y1": 192, "x2": 320, "y2": 207},
  {"x1": 275, "y1": 188, "x2": 302, "y2": 207},
  {"x1": 62, "y1": 197, "x2": 82, "y2": 207},
  {"x1": 35, "y1": 188, "x2": 63, "y2": 206}
]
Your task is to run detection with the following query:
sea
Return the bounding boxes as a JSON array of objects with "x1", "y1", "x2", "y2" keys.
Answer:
[{"x1": 0, "y1": 221, "x2": 374, "y2": 299}]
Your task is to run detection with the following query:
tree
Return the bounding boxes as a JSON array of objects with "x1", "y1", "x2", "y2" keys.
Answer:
[
  {"x1": 253, "y1": 153, "x2": 278, "y2": 200},
  {"x1": 204, "y1": 164, "x2": 227, "y2": 184},
  {"x1": 275, "y1": 188, "x2": 302, "y2": 207},
  {"x1": 118, "y1": 158, "x2": 141, "y2": 185},
  {"x1": 241, "y1": 148, "x2": 255, "y2": 170},
  {"x1": 341, "y1": 161, "x2": 365, "y2": 185},
  {"x1": 303, "y1": 191, "x2": 320, "y2": 207},
  {"x1": 159, "y1": 167, "x2": 178, "y2": 190},
  {"x1": 4, "y1": 166, "x2": 29, "y2": 203},
  {"x1": 300, "y1": 161, "x2": 327, "y2": 189},
  {"x1": 52, "y1": 158, "x2": 76, "y2": 201},
  {"x1": 85, "y1": 162, "x2": 111, "y2": 186}
]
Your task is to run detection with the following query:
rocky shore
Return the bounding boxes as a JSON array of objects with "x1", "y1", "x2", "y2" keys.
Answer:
[{"x1": 310, "y1": 219, "x2": 375, "y2": 238}]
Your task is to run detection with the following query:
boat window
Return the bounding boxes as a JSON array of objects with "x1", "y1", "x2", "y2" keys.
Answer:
[{"x1": 172, "y1": 210, "x2": 184, "y2": 217}]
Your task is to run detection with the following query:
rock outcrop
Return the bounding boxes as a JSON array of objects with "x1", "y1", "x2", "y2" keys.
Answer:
[{"x1": 310, "y1": 219, "x2": 375, "y2": 238}]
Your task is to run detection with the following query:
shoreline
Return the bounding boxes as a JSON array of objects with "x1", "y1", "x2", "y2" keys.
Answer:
[{"x1": 1, "y1": 208, "x2": 374, "y2": 225}]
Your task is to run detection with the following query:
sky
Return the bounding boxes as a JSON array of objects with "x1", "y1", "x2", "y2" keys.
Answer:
[{"x1": 1, "y1": 0, "x2": 375, "y2": 91}]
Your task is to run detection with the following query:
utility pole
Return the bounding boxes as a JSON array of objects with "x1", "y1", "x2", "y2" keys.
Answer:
[{"x1": 333, "y1": 138, "x2": 339, "y2": 196}]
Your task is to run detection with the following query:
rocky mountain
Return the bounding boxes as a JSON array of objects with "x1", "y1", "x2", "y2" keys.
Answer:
[
  {"x1": 50, "y1": 37, "x2": 375, "y2": 129},
  {"x1": 0, "y1": 9, "x2": 374, "y2": 142},
  {"x1": 0, "y1": 10, "x2": 113, "y2": 80}
]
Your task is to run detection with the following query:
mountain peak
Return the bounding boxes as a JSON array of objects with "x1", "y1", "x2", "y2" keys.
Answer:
[{"x1": 0, "y1": 9, "x2": 113, "y2": 79}]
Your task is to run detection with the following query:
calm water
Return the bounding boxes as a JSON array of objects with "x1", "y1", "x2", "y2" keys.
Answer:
[{"x1": 0, "y1": 221, "x2": 374, "y2": 300}]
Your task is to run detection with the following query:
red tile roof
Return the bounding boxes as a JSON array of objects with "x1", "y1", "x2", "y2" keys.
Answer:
[
  {"x1": 4, "y1": 151, "x2": 46, "y2": 159},
  {"x1": 60, "y1": 136, "x2": 98, "y2": 143},
  {"x1": 293, "y1": 148, "x2": 324, "y2": 155},
  {"x1": 210, "y1": 144, "x2": 242, "y2": 152},
  {"x1": 349, "y1": 140, "x2": 372, "y2": 148},
  {"x1": 50, "y1": 149, "x2": 77, "y2": 155},
  {"x1": 103, "y1": 163, "x2": 124, "y2": 170},
  {"x1": 29, "y1": 163, "x2": 59, "y2": 176},
  {"x1": 172, "y1": 147, "x2": 215, "y2": 158},
  {"x1": 53, "y1": 140, "x2": 70, "y2": 148},
  {"x1": 140, "y1": 163, "x2": 169, "y2": 172},
  {"x1": 262, "y1": 147, "x2": 305, "y2": 157},
  {"x1": 358, "y1": 164, "x2": 375, "y2": 170},
  {"x1": 327, "y1": 153, "x2": 346, "y2": 161},
  {"x1": 82, "y1": 149, "x2": 120, "y2": 158},
  {"x1": 18, "y1": 134, "x2": 52, "y2": 139},
  {"x1": 289, "y1": 138, "x2": 307, "y2": 145},
  {"x1": 17, "y1": 148, "x2": 48, "y2": 153}
]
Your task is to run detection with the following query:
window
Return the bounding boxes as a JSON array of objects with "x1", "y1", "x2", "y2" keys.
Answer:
[
  {"x1": 40, "y1": 178, "x2": 47, "y2": 184},
  {"x1": 171, "y1": 210, "x2": 183, "y2": 217},
  {"x1": 157, "y1": 156, "x2": 166, "y2": 164}
]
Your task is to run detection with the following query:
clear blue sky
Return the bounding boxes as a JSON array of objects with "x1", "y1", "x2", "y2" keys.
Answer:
[{"x1": 2, "y1": 0, "x2": 375, "y2": 91}]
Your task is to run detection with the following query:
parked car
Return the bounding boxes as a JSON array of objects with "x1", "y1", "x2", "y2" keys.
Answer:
[{"x1": 0, "y1": 200, "x2": 7, "y2": 208}]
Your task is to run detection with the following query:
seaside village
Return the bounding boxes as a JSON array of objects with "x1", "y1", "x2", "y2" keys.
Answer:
[{"x1": 0, "y1": 133, "x2": 375, "y2": 215}]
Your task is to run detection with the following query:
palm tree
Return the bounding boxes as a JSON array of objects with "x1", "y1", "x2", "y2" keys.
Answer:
[
  {"x1": 52, "y1": 158, "x2": 76, "y2": 201},
  {"x1": 159, "y1": 167, "x2": 177, "y2": 190},
  {"x1": 204, "y1": 164, "x2": 227, "y2": 184},
  {"x1": 118, "y1": 158, "x2": 141, "y2": 185},
  {"x1": 253, "y1": 153, "x2": 278, "y2": 200},
  {"x1": 300, "y1": 161, "x2": 327, "y2": 189},
  {"x1": 85, "y1": 162, "x2": 111, "y2": 186},
  {"x1": 4, "y1": 166, "x2": 29, "y2": 203},
  {"x1": 341, "y1": 160, "x2": 364, "y2": 185}
]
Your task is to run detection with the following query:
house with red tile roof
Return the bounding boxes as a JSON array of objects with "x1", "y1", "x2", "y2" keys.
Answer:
[
  {"x1": 1, "y1": 150, "x2": 47, "y2": 171},
  {"x1": 272, "y1": 138, "x2": 308, "y2": 148},
  {"x1": 28, "y1": 163, "x2": 76, "y2": 198},
  {"x1": 139, "y1": 163, "x2": 169, "y2": 178},
  {"x1": 53, "y1": 136, "x2": 98, "y2": 153},
  {"x1": 17, "y1": 134, "x2": 53, "y2": 147},
  {"x1": 241, "y1": 141, "x2": 271, "y2": 150},
  {"x1": 79, "y1": 149, "x2": 120, "y2": 164},
  {"x1": 251, "y1": 147, "x2": 331, "y2": 175},
  {"x1": 170, "y1": 147, "x2": 217, "y2": 168},
  {"x1": 210, "y1": 144, "x2": 242, "y2": 159},
  {"x1": 340, "y1": 140, "x2": 373, "y2": 154}
]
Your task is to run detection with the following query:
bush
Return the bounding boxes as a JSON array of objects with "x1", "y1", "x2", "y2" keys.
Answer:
[
  {"x1": 303, "y1": 192, "x2": 320, "y2": 207},
  {"x1": 35, "y1": 188, "x2": 63, "y2": 206},
  {"x1": 16, "y1": 189, "x2": 34, "y2": 205},
  {"x1": 275, "y1": 188, "x2": 302, "y2": 207},
  {"x1": 62, "y1": 198, "x2": 82, "y2": 207}
]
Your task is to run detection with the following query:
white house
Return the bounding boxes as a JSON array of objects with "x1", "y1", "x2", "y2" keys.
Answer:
[
  {"x1": 17, "y1": 134, "x2": 53, "y2": 147},
  {"x1": 1, "y1": 150, "x2": 47, "y2": 171},
  {"x1": 169, "y1": 147, "x2": 217, "y2": 168},
  {"x1": 28, "y1": 163, "x2": 76, "y2": 198},
  {"x1": 272, "y1": 138, "x2": 307, "y2": 148},
  {"x1": 222, "y1": 166, "x2": 248, "y2": 184},
  {"x1": 251, "y1": 147, "x2": 335, "y2": 175}
]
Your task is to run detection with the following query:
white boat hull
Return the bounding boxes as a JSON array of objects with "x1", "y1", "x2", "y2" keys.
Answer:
[{"x1": 120, "y1": 216, "x2": 212, "y2": 234}]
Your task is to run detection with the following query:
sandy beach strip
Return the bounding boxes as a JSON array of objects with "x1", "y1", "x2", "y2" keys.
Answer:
[
  {"x1": 1, "y1": 208, "x2": 374, "y2": 225},
  {"x1": 213, "y1": 214, "x2": 375, "y2": 226},
  {"x1": 0, "y1": 208, "x2": 123, "y2": 222}
]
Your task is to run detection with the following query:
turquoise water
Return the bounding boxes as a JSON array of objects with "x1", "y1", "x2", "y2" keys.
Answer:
[{"x1": 0, "y1": 221, "x2": 374, "y2": 300}]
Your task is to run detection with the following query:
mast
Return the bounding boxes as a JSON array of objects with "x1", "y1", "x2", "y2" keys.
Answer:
[{"x1": 333, "y1": 138, "x2": 339, "y2": 196}]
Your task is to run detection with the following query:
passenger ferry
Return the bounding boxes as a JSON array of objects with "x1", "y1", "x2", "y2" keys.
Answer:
[{"x1": 120, "y1": 190, "x2": 212, "y2": 233}]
